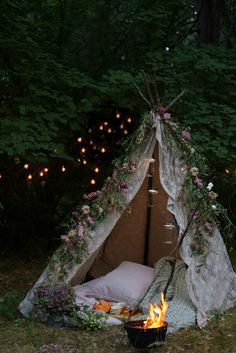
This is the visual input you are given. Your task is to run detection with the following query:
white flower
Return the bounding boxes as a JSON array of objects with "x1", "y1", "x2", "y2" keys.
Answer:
[
  {"x1": 206, "y1": 182, "x2": 214, "y2": 191},
  {"x1": 82, "y1": 205, "x2": 90, "y2": 214},
  {"x1": 211, "y1": 204, "x2": 217, "y2": 210}
]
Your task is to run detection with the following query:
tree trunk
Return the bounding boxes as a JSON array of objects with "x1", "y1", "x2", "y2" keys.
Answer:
[{"x1": 197, "y1": 0, "x2": 223, "y2": 45}]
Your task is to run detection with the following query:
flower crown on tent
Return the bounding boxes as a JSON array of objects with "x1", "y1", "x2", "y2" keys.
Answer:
[{"x1": 48, "y1": 104, "x2": 233, "y2": 280}]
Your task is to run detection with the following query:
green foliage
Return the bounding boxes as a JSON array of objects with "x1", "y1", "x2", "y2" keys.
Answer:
[
  {"x1": 0, "y1": 290, "x2": 20, "y2": 320},
  {"x1": 77, "y1": 304, "x2": 107, "y2": 331}
]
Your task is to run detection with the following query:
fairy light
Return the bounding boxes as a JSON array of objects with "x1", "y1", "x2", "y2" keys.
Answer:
[
  {"x1": 83, "y1": 160, "x2": 87, "y2": 165},
  {"x1": 89, "y1": 140, "x2": 94, "y2": 145},
  {"x1": 94, "y1": 167, "x2": 100, "y2": 173},
  {"x1": 88, "y1": 128, "x2": 92, "y2": 133},
  {"x1": 108, "y1": 128, "x2": 112, "y2": 133},
  {"x1": 120, "y1": 123, "x2": 124, "y2": 129},
  {"x1": 104, "y1": 121, "x2": 108, "y2": 126},
  {"x1": 123, "y1": 129, "x2": 128, "y2": 135},
  {"x1": 61, "y1": 166, "x2": 66, "y2": 172},
  {"x1": 39, "y1": 171, "x2": 44, "y2": 177},
  {"x1": 77, "y1": 137, "x2": 82, "y2": 143},
  {"x1": 101, "y1": 147, "x2": 106, "y2": 153},
  {"x1": 77, "y1": 158, "x2": 81, "y2": 163},
  {"x1": 127, "y1": 117, "x2": 132, "y2": 123},
  {"x1": 24, "y1": 164, "x2": 29, "y2": 169},
  {"x1": 81, "y1": 147, "x2": 86, "y2": 153},
  {"x1": 90, "y1": 179, "x2": 96, "y2": 185},
  {"x1": 44, "y1": 167, "x2": 49, "y2": 173},
  {"x1": 93, "y1": 146, "x2": 97, "y2": 150},
  {"x1": 116, "y1": 112, "x2": 120, "y2": 119},
  {"x1": 0, "y1": 173, "x2": 2, "y2": 179},
  {"x1": 225, "y1": 169, "x2": 230, "y2": 174},
  {"x1": 27, "y1": 174, "x2": 32, "y2": 180},
  {"x1": 99, "y1": 125, "x2": 103, "y2": 131}
]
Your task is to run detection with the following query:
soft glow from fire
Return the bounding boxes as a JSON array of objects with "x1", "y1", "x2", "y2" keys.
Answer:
[{"x1": 143, "y1": 293, "x2": 168, "y2": 329}]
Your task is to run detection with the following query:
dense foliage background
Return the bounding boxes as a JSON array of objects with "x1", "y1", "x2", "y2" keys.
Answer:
[{"x1": 0, "y1": 0, "x2": 235, "y2": 250}]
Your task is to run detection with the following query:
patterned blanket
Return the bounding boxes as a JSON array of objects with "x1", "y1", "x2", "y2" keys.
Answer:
[{"x1": 139, "y1": 257, "x2": 197, "y2": 333}]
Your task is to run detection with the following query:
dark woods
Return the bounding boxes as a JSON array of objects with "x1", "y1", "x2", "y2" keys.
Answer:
[{"x1": 0, "y1": 0, "x2": 235, "y2": 251}]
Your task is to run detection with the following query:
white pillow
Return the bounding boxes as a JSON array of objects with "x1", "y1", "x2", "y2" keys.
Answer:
[{"x1": 83, "y1": 261, "x2": 154, "y2": 305}]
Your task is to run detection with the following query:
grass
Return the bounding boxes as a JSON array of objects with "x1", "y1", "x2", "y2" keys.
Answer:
[{"x1": 0, "y1": 252, "x2": 236, "y2": 353}]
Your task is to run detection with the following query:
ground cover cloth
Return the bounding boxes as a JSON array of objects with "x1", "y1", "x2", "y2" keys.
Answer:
[{"x1": 138, "y1": 257, "x2": 197, "y2": 333}]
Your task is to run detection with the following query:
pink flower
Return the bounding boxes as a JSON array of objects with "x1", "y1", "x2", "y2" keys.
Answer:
[
  {"x1": 190, "y1": 167, "x2": 199, "y2": 177},
  {"x1": 77, "y1": 223, "x2": 84, "y2": 238},
  {"x1": 194, "y1": 176, "x2": 203, "y2": 188},
  {"x1": 118, "y1": 180, "x2": 128, "y2": 189},
  {"x1": 181, "y1": 130, "x2": 191, "y2": 140},
  {"x1": 83, "y1": 190, "x2": 101, "y2": 200},
  {"x1": 204, "y1": 222, "x2": 213, "y2": 233},
  {"x1": 159, "y1": 106, "x2": 166, "y2": 116},
  {"x1": 163, "y1": 113, "x2": 171, "y2": 121},
  {"x1": 86, "y1": 216, "x2": 94, "y2": 226}
]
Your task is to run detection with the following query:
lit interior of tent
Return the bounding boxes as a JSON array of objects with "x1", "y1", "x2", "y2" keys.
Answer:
[{"x1": 70, "y1": 143, "x2": 179, "y2": 285}]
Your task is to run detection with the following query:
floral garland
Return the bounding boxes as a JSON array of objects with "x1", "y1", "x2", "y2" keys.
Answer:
[{"x1": 158, "y1": 107, "x2": 233, "y2": 256}]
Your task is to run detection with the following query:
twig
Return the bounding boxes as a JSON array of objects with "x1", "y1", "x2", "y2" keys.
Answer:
[
  {"x1": 165, "y1": 90, "x2": 186, "y2": 111},
  {"x1": 141, "y1": 70, "x2": 156, "y2": 108},
  {"x1": 133, "y1": 81, "x2": 152, "y2": 107}
]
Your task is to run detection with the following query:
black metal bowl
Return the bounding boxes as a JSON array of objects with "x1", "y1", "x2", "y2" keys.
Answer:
[{"x1": 124, "y1": 320, "x2": 168, "y2": 349}]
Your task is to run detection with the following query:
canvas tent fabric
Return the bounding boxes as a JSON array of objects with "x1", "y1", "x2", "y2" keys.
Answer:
[{"x1": 19, "y1": 112, "x2": 236, "y2": 328}]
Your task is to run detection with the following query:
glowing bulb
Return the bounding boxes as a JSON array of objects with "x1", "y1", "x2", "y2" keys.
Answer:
[
  {"x1": 77, "y1": 137, "x2": 82, "y2": 143},
  {"x1": 225, "y1": 169, "x2": 230, "y2": 174},
  {"x1": 99, "y1": 125, "x2": 103, "y2": 130},
  {"x1": 24, "y1": 164, "x2": 29, "y2": 169},
  {"x1": 93, "y1": 146, "x2": 97, "y2": 150},
  {"x1": 108, "y1": 128, "x2": 112, "y2": 133},
  {"x1": 83, "y1": 160, "x2": 87, "y2": 165},
  {"x1": 0, "y1": 173, "x2": 2, "y2": 179},
  {"x1": 39, "y1": 171, "x2": 44, "y2": 177},
  {"x1": 94, "y1": 167, "x2": 100, "y2": 173},
  {"x1": 90, "y1": 179, "x2": 96, "y2": 185},
  {"x1": 81, "y1": 147, "x2": 86, "y2": 153},
  {"x1": 101, "y1": 147, "x2": 106, "y2": 153},
  {"x1": 89, "y1": 140, "x2": 93, "y2": 145},
  {"x1": 44, "y1": 168, "x2": 48, "y2": 173},
  {"x1": 124, "y1": 129, "x2": 128, "y2": 135},
  {"x1": 61, "y1": 166, "x2": 66, "y2": 172},
  {"x1": 104, "y1": 121, "x2": 108, "y2": 126},
  {"x1": 77, "y1": 158, "x2": 81, "y2": 163},
  {"x1": 88, "y1": 128, "x2": 92, "y2": 133},
  {"x1": 127, "y1": 117, "x2": 132, "y2": 123},
  {"x1": 116, "y1": 112, "x2": 120, "y2": 118},
  {"x1": 27, "y1": 174, "x2": 32, "y2": 180},
  {"x1": 120, "y1": 124, "x2": 124, "y2": 129}
]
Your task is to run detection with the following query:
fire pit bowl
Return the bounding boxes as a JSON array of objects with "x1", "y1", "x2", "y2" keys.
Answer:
[{"x1": 124, "y1": 320, "x2": 168, "y2": 349}]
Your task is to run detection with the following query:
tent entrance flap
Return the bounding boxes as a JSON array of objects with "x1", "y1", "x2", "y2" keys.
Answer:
[{"x1": 89, "y1": 144, "x2": 179, "y2": 279}]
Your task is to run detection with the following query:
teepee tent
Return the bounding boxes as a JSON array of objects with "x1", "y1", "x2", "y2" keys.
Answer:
[{"x1": 19, "y1": 109, "x2": 236, "y2": 329}]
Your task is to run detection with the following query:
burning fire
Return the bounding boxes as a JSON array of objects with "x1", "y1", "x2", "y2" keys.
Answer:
[{"x1": 143, "y1": 292, "x2": 168, "y2": 329}]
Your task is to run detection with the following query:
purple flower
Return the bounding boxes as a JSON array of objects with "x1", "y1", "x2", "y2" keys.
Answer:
[
  {"x1": 181, "y1": 130, "x2": 191, "y2": 141},
  {"x1": 118, "y1": 180, "x2": 128, "y2": 189},
  {"x1": 86, "y1": 216, "x2": 94, "y2": 226},
  {"x1": 204, "y1": 222, "x2": 213, "y2": 233},
  {"x1": 163, "y1": 113, "x2": 171, "y2": 121},
  {"x1": 159, "y1": 106, "x2": 166, "y2": 117},
  {"x1": 194, "y1": 176, "x2": 203, "y2": 188}
]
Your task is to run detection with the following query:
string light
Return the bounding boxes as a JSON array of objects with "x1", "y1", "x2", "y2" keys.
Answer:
[
  {"x1": 127, "y1": 117, "x2": 132, "y2": 123},
  {"x1": 116, "y1": 112, "x2": 120, "y2": 119},
  {"x1": 77, "y1": 158, "x2": 81, "y2": 163},
  {"x1": 77, "y1": 137, "x2": 82, "y2": 143},
  {"x1": 120, "y1": 124, "x2": 124, "y2": 129},
  {"x1": 89, "y1": 140, "x2": 94, "y2": 145},
  {"x1": 39, "y1": 171, "x2": 44, "y2": 177},
  {"x1": 123, "y1": 129, "x2": 128, "y2": 135},
  {"x1": 101, "y1": 147, "x2": 106, "y2": 153},
  {"x1": 108, "y1": 128, "x2": 112, "y2": 133},
  {"x1": 27, "y1": 174, "x2": 32, "y2": 180},
  {"x1": 88, "y1": 128, "x2": 92, "y2": 133},
  {"x1": 81, "y1": 147, "x2": 86, "y2": 153},
  {"x1": 24, "y1": 164, "x2": 29, "y2": 169},
  {"x1": 99, "y1": 125, "x2": 103, "y2": 131},
  {"x1": 44, "y1": 167, "x2": 49, "y2": 173},
  {"x1": 83, "y1": 160, "x2": 87, "y2": 165},
  {"x1": 94, "y1": 167, "x2": 100, "y2": 173},
  {"x1": 104, "y1": 121, "x2": 108, "y2": 126},
  {"x1": 90, "y1": 179, "x2": 96, "y2": 185},
  {"x1": 225, "y1": 169, "x2": 230, "y2": 174},
  {"x1": 61, "y1": 166, "x2": 66, "y2": 172},
  {"x1": 0, "y1": 173, "x2": 2, "y2": 179}
]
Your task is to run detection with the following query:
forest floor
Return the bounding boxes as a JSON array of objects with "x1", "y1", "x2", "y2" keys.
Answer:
[{"x1": 0, "y1": 250, "x2": 236, "y2": 353}]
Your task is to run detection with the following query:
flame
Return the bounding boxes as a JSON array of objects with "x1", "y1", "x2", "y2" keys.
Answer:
[{"x1": 143, "y1": 293, "x2": 168, "y2": 329}]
